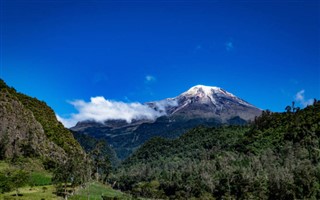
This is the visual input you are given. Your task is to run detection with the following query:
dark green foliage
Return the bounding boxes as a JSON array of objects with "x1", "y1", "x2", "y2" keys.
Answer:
[
  {"x1": 74, "y1": 116, "x2": 222, "y2": 160},
  {"x1": 0, "y1": 170, "x2": 14, "y2": 193},
  {"x1": 43, "y1": 159, "x2": 59, "y2": 171},
  {"x1": 241, "y1": 100, "x2": 320, "y2": 156},
  {"x1": 111, "y1": 101, "x2": 320, "y2": 199},
  {"x1": 14, "y1": 93, "x2": 81, "y2": 155},
  {"x1": 53, "y1": 156, "x2": 90, "y2": 187},
  {"x1": 11, "y1": 170, "x2": 30, "y2": 195},
  {"x1": 20, "y1": 140, "x2": 39, "y2": 157},
  {"x1": 0, "y1": 169, "x2": 29, "y2": 194},
  {"x1": 52, "y1": 156, "x2": 91, "y2": 198},
  {"x1": 90, "y1": 141, "x2": 112, "y2": 183},
  {"x1": 72, "y1": 131, "x2": 119, "y2": 167}
]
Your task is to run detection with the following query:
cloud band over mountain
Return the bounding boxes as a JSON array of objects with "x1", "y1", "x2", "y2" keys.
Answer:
[{"x1": 57, "y1": 96, "x2": 166, "y2": 128}]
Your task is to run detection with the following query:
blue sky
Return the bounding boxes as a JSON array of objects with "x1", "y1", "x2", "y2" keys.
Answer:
[{"x1": 1, "y1": 0, "x2": 319, "y2": 123}]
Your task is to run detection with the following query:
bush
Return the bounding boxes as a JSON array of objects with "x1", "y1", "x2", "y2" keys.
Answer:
[{"x1": 0, "y1": 169, "x2": 29, "y2": 194}]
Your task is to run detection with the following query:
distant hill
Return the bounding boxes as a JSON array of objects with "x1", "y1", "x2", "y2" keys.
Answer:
[
  {"x1": 0, "y1": 79, "x2": 85, "y2": 167},
  {"x1": 111, "y1": 101, "x2": 320, "y2": 199},
  {"x1": 72, "y1": 85, "x2": 261, "y2": 159}
]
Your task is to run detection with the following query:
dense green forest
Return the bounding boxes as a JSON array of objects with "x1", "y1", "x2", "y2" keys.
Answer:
[{"x1": 110, "y1": 101, "x2": 320, "y2": 199}]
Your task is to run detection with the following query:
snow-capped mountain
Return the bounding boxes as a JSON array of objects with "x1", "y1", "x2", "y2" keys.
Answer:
[
  {"x1": 147, "y1": 85, "x2": 261, "y2": 122},
  {"x1": 71, "y1": 85, "x2": 262, "y2": 159}
]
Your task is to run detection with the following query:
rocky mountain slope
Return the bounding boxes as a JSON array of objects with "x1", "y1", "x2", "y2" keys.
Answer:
[
  {"x1": 0, "y1": 79, "x2": 85, "y2": 166},
  {"x1": 72, "y1": 85, "x2": 262, "y2": 159},
  {"x1": 148, "y1": 85, "x2": 261, "y2": 121}
]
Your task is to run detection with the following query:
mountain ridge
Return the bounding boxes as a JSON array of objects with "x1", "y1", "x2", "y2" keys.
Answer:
[
  {"x1": 72, "y1": 85, "x2": 262, "y2": 159},
  {"x1": 147, "y1": 85, "x2": 261, "y2": 122}
]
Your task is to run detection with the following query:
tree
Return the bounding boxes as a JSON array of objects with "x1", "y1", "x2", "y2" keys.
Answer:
[
  {"x1": 0, "y1": 170, "x2": 13, "y2": 193},
  {"x1": 313, "y1": 98, "x2": 318, "y2": 105},
  {"x1": 0, "y1": 169, "x2": 29, "y2": 195},
  {"x1": 292, "y1": 101, "x2": 296, "y2": 112},
  {"x1": 90, "y1": 142, "x2": 112, "y2": 182},
  {"x1": 285, "y1": 106, "x2": 292, "y2": 113},
  {"x1": 53, "y1": 156, "x2": 91, "y2": 199},
  {"x1": 10, "y1": 170, "x2": 29, "y2": 196},
  {"x1": 53, "y1": 160, "x2": 71, "y2": 199}
]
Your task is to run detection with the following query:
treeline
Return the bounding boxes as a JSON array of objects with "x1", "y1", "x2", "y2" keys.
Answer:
[{"x1": 110, "y1": 100, "x2": 320, "y2": 199}]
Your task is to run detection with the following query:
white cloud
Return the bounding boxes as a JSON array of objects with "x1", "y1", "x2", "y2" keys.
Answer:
[
  {"x1": 145, "y1": 75, "x2": 156, "y2": 83},
  {"x1": 152, "y1": 99, "x2": 178, "y2": 113},
  {"x1": 56, "y1": 114, "x2": 76, "y2": 128},
  {"x1": 225, "y1": 41, "x2": 234, "y2": 51},
  {"x1": 295, "y1": 90, "x2": 313, "y2": 107},
  {"x1": 56, "y1": 96, "x2": 165, "y2": 128}
]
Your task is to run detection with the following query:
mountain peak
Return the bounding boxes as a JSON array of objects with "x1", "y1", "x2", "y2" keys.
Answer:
[
  {"x1": 182, "y1": 85, "x2": 235, "y2": 98},
  {"x1": 169, "y1": 84, "x2": 260, "y2": 118},
  {"x1": 190, "y1": 84, "x2": 220, "y2": 89},
  {"x1": 186, "y1": 85, "x2": 220, "y2": 95}
]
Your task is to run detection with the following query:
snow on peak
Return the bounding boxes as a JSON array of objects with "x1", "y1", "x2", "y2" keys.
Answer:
[
  {"x1": 180, "y1": 85, "x2": 253, "y2": 107},
  {"x1": 184, "y1": 85, "x2": 222, "y2": 96}
]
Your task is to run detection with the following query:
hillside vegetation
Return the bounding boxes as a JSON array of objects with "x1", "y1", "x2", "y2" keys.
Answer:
[
  {"x1": 0, "y1": 79, "x2": 83, "y2": 158},
  {"x1": 0, "y1": 80, "x2": 91, "y2": 198},
  {"x1": 111, "y1": 101, "x2": 320, "y2": 199},
  {"x1": 72, "y1": 131, "x2": 120, "y2": 167}
]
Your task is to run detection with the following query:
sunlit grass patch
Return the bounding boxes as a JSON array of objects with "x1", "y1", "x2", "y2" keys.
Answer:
[
  {"x1": 0, "y1": 185, "x2": 58, "y2": 200},
  {"x1": 70, "y1": 182, "x2": 132, "y2": 200}
]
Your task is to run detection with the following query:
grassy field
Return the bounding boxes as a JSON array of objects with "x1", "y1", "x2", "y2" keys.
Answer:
[
  {"x1": 0, "y1": 160, "x2": 56, "y2": 199},
  {"x1": 0, "y1": 161, "x2": 136, "y2": 200},
  {"x1": 0, "y1": 182, "x2": 138, "y2": 200},
  {"x1": 0, "y1": 185, "x2": 59, "y2": 200},
  {"x1": 29, "y1": 172, "x2": 52, "y2": 186},
  {"x1": 70, "y1": 182, "x2": 133, "y2": 200}
]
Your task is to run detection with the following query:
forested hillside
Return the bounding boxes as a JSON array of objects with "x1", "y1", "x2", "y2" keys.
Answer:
[
  {"x1": 111, "y1": 101, "x2": 320, "y2": 199},
  {"x1": 0, "y1": 80, "x2": 90, "y2": 197},
  {"x1": 72, "y1": 131, "x2": 120, "y2": 167},
  {"x1": 0, "y1": 79, "x2": 84, "y2": 159}
]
